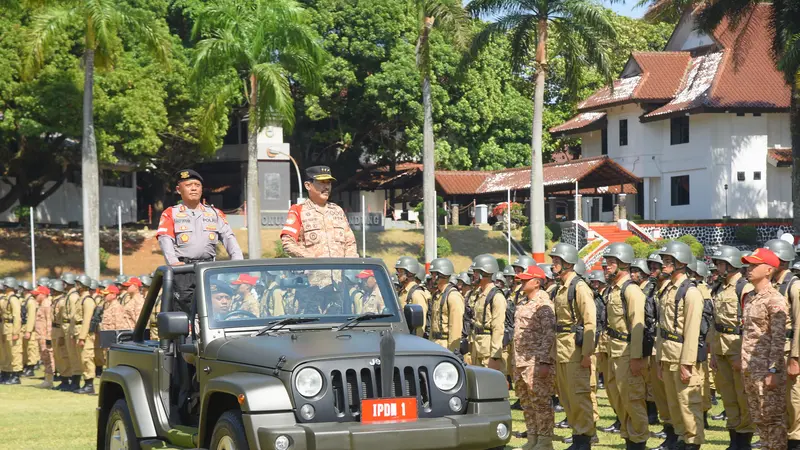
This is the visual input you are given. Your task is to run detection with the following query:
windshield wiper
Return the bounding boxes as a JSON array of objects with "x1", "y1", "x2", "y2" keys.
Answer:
[
  {"x1": 254, "y1": 317, "x2": 320, "y2": 336},
  {"x1": 334, "y1": 313, "x2": 394, "y2": 332}
]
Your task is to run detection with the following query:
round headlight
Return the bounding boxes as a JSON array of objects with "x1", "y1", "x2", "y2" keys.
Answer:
[
  {"x1": 295, "y1": 368, "x2": 323, "y2": 398},
  {"x1": 433, "y1": 362, "x2": 459, "y2": 392},
  {"x1": 275, "y1": 435, "x2": 291, "y2": 450},
  {"x1": 496, "y1": 423, "x2": 509, "y2": 440},
  {"x1": 300, "y1": 403, "x2": 316, "y2": 420}
]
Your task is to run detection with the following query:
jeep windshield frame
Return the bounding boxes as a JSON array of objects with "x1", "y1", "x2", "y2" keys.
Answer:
[{"x1": 196, "y1": 259, "x2": 401, "y2": 331}]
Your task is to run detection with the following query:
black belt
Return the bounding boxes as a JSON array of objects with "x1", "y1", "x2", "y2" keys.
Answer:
[
  {"x1": 74, "y1": 320, "x2": 82, "y2": 324},
  {"x1": 62, "y1": 319, "x2": 70, "y2": 324},
  {"x1": 556, "y1": 324, "x2": 577, "y2": 334},
  {"x1": 715, "y1": 324, "x2": 741, "y2": 335},
  {"x1": 149, "y1": 321, "x2": 158, "y2": 327},
  {"x1": 474, "y1": 330, "x2": 491, "y2": 336},
  {"x1": 607, "y1": 328, "x2": 631, "y2": 342},
  {"x1": 178, "y1": 257, "x2": 214, "y2": 263},
  {"x1": 432, "y1": 332, "x2": 449, "y2": 340},
  {"x1": 52, "y1": 323, "x2": 61, "y2": 329},
  {"x1": 2, "y1": 319, "x2": 12, "y2": 323},
  {"x1": 788, "y1": 330, "x2": 795, "y2": 340},
  {"x1": 660, "y1": 329, "x2": 684, "y2": 343}
]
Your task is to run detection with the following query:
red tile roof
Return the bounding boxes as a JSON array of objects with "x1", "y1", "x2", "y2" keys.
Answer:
[
  {"x1": 631, "y1": 52, "x2": 692, "y2": 100},
  {"x1": 433, "y1": 171, "x2": 490, "y2": 195},
  {"x1": 578, "y1": 76, "x2": 642, "y2": 111},
  {"x1": 768, "y1": 147, "x2": 792, "y2": 167},
  {"x1": 550, "y1": 112, "x2": 607, "y2": 135}
]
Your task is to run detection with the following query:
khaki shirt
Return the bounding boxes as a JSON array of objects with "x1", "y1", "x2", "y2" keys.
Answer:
[
  {"x1": 774, "y1": 270, "x2": 800, "y2": 357},
  {"x1": 72, "y1": 293, "x2": 97, "y2": 340},
  {"x1": 712, "y1": 272, "x2": 753, "y2": 356},
  {"x1": 606, "y1": 274, "x2": 646, "y2": 359},
  {"x1": 22, "y1": 294, "x2": 37, "y2": 334},
  {"x1": 35, "y1": 298, "x2": 52, "y2": 339},
  {"x1": 656, "y1": 274, "x2": 703, "y2": 366},
  {"x1": 742, "y1": 285, "x2": 788, "y2": 374},
  {"x1": 52, "y1": 294, "x2": 68, "y2": 329},
  {"x1": 472, "y1": 282, "x2": 507, "y2": 359},
  {"x1": 399, "y1": 281, "x2": 428, "y2": 337},
  {"x1": 65, "y1": 288, "x2": 80, "y2": 331},
  {"x1": 430, "y1": 286, "x2": 465, "y2": 352},
  {"x1": 2, "y1": 293, "x2": 21, "y2": 336},
  {"x1": 348, "y1": 286, "x2": 364, "y2": 315},
  {"x1": 362, "y1": 286, "x2": 384, "y2": 314},
  {"x1": 514, "y1": 289, "x2": 555, "y2": 367},
  {"x1": 554, "y1": 272, "x2": 595, "y2": 363},
  {"x1": 260, "y1": 282, "x2": 286, "y2": 317}
]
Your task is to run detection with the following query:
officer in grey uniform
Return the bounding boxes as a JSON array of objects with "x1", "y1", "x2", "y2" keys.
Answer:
[{"x1": 156, "y1": 169, "x2": 243, "y2": 314}]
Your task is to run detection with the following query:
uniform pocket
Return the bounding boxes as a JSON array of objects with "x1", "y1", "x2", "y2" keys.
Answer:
[
  {"x1": 304, "y1": 228, "x2": 321, "y2": 246},
  {"x1": 574, "y1": 365, "x2": 592, "y2": 393},
  {"x1": 176, "y1": 229, "x2": 193, "y2": 247},
  {"x1": 628, "y1": 374, "x2": 646, "y2": 401},
  {"x1": 333, "y1": 226, "x2": 346, "y2": 243}
]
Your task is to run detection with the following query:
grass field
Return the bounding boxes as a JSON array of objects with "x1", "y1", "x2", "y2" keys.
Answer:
[{"x1": 0, "y1": 368, "x2": 735, "y2": 450}]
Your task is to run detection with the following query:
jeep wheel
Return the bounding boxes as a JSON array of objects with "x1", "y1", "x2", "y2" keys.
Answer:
[
  {"x1": 105, "y1": 399, "x2": 140, "y2": 450},
  {"x1": 210, "y1": 410, "x2": 249, "y2": 450}
]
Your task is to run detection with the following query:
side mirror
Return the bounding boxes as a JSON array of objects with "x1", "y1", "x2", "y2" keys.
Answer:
[
  {"x1": 403, "y1": 304, "x2": 424, "y2": 332},
  {"x1": 157, "y1": 312, "x2": 190, "y2": 340}
]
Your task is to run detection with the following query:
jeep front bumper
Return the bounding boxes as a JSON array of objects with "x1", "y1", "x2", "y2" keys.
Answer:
[{"x1": 243, "y1": 403, "x2": 512, "y2": 450}]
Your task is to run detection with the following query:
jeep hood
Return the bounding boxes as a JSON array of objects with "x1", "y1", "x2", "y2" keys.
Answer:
[{"x1": 204, "y1": 330, "x2": 453, "y2": 370}]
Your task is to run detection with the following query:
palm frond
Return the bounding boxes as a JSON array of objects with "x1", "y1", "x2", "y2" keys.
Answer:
[
  {"x1": 117, "y1": 3, "x2": 171, "y2": 65},
  {"x1": 26, "y1": 6, "x2": 78, "y2": 73},
  {"x1": 198, "y1": 82, "x2": 240, "y2": 153},
  {"x1": 460, "y1": 13, "x2": 531, "y2": 69},
  {"x1": 695, "y1": 0, "x2": 755, "y2": 33},
  {"x1": 427, "y1": 0, "x2": 471, "y2": 49},
  {"x1": 252, "y1": 62, "x2": 295, "y2": 131},
  {"x1": 507, "y1": 15, "x2": 535, "y2": 74},
  {"x1": 465, "y1": 0, "x2": 522, "y2": 19},
  {"x1": 191, "y1": 28, "x2": 248, "y2": 82},
  {"x1": 777, "y1": 32, "x2": 800, "y2": 84},
  {"x1": 556, "y1": 0, "x2": 616, "y2": 42}
]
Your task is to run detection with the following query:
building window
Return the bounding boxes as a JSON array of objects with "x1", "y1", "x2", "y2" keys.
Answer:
[
  {"x1": 670, "y1": 175, "x2": 690, "y2": 206},
  {"x1": 602, "y1": 195, "x2": 613, "y2": 212},
  {"x1": 737, "y1": 171, "x2": 745, "y2": 181},
  {"x1": 670, "y1": 116, "x2": 690, "y2": 145},
  {"x1": 753, "y1": 113, "x2": 761, "y2": 117},
  {"x1": 736, "y1": 112, "x2": 745, "y2": 117},
  {"x1": 619, "y1": 119, "x2": 628, "y2": 146},
  {"x1": 753, "y1": 171, "x2": 761, "y2": 181},
  {"x1": 102, "y1": 170, "x2": 133, "y2": 188},
  {"x1": 601, "y1": 128, "x2": 608, "y2": 155}
]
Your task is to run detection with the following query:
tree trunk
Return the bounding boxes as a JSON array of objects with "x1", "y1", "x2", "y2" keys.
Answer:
[
  {"x1": 246, "y1": 74, "x2": 262, "y2": 259},
  {"x1": 421, "y1": 19, "x2": 437, "y2": 265},
  {"x1": 791, "y1": 80, "x2": 799, "y2": 233},
  {"x1": 82, "y1": 49, "x2": 100, "y2": 278},
  {"x1": 529, "y1": 19, "x2": 548, "y2": 262}
]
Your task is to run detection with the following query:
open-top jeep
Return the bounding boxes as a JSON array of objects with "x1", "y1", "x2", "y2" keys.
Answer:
[{"x1": 96, "y1": 258, "x2": 512, "y2": 450}]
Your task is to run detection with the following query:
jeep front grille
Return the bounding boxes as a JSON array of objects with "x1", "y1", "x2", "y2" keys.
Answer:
[{"x1": 330, "y1": 365, "x2": 433, "y2": 418}]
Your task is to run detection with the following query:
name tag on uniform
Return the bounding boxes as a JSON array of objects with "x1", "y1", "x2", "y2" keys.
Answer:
[
  {"x1": 204, "y1": 212, "x2": 215, "y2": 217},
  {"x1": 176, "y1": 213, "x2": 188, "y2": 218}
]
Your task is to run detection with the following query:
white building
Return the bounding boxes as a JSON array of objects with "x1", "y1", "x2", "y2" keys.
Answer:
[{"x1": 550, "y1": 4, "x2": 792, "y2": 221}]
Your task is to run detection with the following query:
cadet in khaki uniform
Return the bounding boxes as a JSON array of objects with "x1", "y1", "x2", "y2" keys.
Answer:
[
  {"x1": 33, "y1": 285, "x2": 54, "y2": 388},
  {"x1": 1, "y1": 278, "x2": 23, "y2": 385},
  {"x1": 260, "y1": 272, "x2": 287, "y2": 317},
  {"x1": 656, "y1": 241, "x2": 704, "y2": 449},
  {"x1": 396, "y1": 256, "x2": 428, "y2": 337},
  {"x1": 428, "y1": 258, "x2": 465, "y2": 354},
  {"x1": 63, "y1": 274, "x2": 83, "y2": 391},
  {"x1": 630, "y1": 258, "x2": 661, "y2": 428},
  {"x1": 20, "y1": 281, "x2": 39, "y2": 377},
  {"x1": 50, "y1": 279, "x2": 72, "y2": 390},
  {"x1": 469, "y1": 254, "x2": 507, "y2": 373},
  {"x1": 688, "y1": 258, "x2": 714, "y2": 428},
  {"x1": 72, "y1": 275, "x2": 97, "y2": 394},
  {"x1": 710, "y1": 246, "x2": 755, "y2": 449},
  {"x1": 741, "y1": 248, "x2": 788, "y2": 450},
  {"x1": 356, "y1": 270, "x2": 384, "y2": 313},
  {"x1": 549, "y1": 243, "x2": 596, "y2": 447},
  {"x1": 0, "y1": 281, "x2": 6, "y2": 383},
  {"x1": 763, "y1": 239, "x2": 800, "y2": 449},
  {"x1": 230, "y1": 274, "x2": 261, "y2": 316},
  {"x1": 602, "y1": 244, "x2": 649, "y2": 449},
  {"x1": 513, "y1": 265, "x2": 556, "y2": 450}
]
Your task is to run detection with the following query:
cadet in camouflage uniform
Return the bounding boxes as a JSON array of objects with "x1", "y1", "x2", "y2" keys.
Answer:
[
  {"x1": 763, "y1": 239, "x2": 800, "y2": 448},
  {"x1": 230, "y1": 274, "x2": 261, "y2": 316},
  {"x1": 396, "y1": 257, "x2": 428, "y2": 337},
  {"x1": 508, "y1": 256, "x2": 537, "y2": 397},
  {"x1": 50, "y1": 279, "x2": 72, "y2": 390},
  {"x1": 72, "y1": 275, "x2": 97, "y2": 394},
  {"x1": 100, "y1": 285, "x2": 127, "y2": 331},
  {"x1": 657, "y1": 241, "x2": 704, "y2": 449},
  {"x1": 513, "y1": 265, "x2": 556, "y2": 450},
  {"x1": 709, "y1": 245, "x2": 755, "y2": 449},
  {"x1": 20, "y1": 281, "x2": 38, "y2": 377},
  {"x1": 33, "y1": 285, "x2": 54, "y2": 388},
  {"x1": 549, "y1": 243, "x2": 596, "y2": 447},
  {"x1": 121, "y1": 277, "x2": 145, "y2": 329},
  {"x1": 1, "y1": 278, "x2": 23, "y2": 385},
  {"x1": 428, "y1": 258, "x2": 465, "y2": 354},
  {"x1": 356, "y1": 270, "x2": 383, "y2": 313},
  {"x1": 741, "y1": 248, "x2": 788, "y2": 450},
  {"x1": 469, "y1": 254, "x2": 507, "y2": 373},
  {"x1": 602, "y1": 244, "x2": 648, "y2": 449}
]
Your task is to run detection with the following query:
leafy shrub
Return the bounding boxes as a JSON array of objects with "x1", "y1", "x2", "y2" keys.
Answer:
[
  {"x1": 522, "y1": 225, "x2": 555, "y2": 252},
  {"x1": 678, "y1": 234, "x2": 699, "y2": 246},
  {"x1": 735, "y1": 225, "x2": 758, "y2": 245},
  {"x1": 413, "y1": 196, "x2": 447, "y2": 225},
  {"x1": 497, "y1": 258, "x2": 508, "y2": 271},
  {"x1": 690, "y1": 242, "x2": 705, "y2": 258},
  {"x1": 630, "y1": 214, "x2": 643, "y2": 221},
  {"x1": 273, "y1": 240, "x2": 289, "y2": 258},
  {"x1": 632, "y1": 242, "x2": 654, "y2": 259},
  {"x1": 419, "y1": 237, "x2": 453, "y2": 258},
  {"x1": 578, "y1": 240, "x2": 603, "y2": 258},
  {"x1": 625, "y1": 236, "x2": 643, "y2": 246},
  {"x1": 492, "y1": 202, "x2": 528, "y2": 227},
  {"x1": 99, "y1": 248, "x2": 110, "y2": 271}
]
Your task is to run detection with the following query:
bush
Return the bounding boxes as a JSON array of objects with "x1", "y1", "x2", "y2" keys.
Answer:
[
  {"x1": 523, "y1": 225, "x2": 555, "y2": 247},
  {"x1": 736, "y1": 225, "x2": 758, "y2": 245},
  {"x1": 632, "y1": 242, "x2": 654, "y2": 259},
  {"x1": 497, "y1": 258, "x2": 508, "y2": 271},
  {"x1": 547, "y1": 222, "x2": 562, "y2": 241},
  {"x1": 493, "y1": 202, "x2": 528, "y2": 227},
  {"x1": 99, "y1": 248, "x2": 110, "y2": 271},
  {"x1": 690, "y1": 242, "x2": 705, "y2": 258},
  {"x1": 578, "y1": 240, "x2": 603, "y2": 258},
  {"x1": 678, "y1": 234, "x2": 699, "y2": 246},
  {"x1": 419, "y1": 236, "x2": 453, "y2": 258},
  {"x1": 625, "y1": 236, "x2": 643, "y2": 246},
  {"x1": 273, "y1": 240, "x2": 289, "y2": 258},
  {"x1": 630, "y1": 214, "x2": 643, "y2": 221},
  {"x1": 413, "y1": 196, "x2": 447, "y2": 225}
]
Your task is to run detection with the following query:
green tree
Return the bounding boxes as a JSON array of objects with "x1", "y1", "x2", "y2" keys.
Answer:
[
  {"x1": 466, "y1": 0, "x2": 617, "y2": 260},
  {"x1": 191, "y1": 0, "x2": 325, "y2": 258},
  {"x1": 26, "y1": 0, "x2": 170, "y2": 277}
]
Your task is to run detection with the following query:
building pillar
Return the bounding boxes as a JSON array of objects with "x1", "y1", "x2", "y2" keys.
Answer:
[
  {"x1": 547, "y1": 197, "x2": 556, "y2": 221},
  {"x1": 618, "y1": 193, "x2": 627, "y2": 221},
  {"x1": 643, "y1": 179, "x2": 651, "y2": 220},
  {"x1": 575, "y1": 194, "x2": 583, "y2": 222}
]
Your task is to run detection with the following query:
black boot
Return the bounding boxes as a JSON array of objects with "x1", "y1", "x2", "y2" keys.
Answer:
[
  {"x1": 601, "y1": 418, "x2": 621, "y2": 434},
  {"x1": 68, "y1": 375, "x2": 81, "y2": 392},
  {"x1": 598, "y1": 373, "x2": 605, "y2": 390},
  {"x1": 726, "y1": 430, "x2": 738, "y2": 450},
  {"x1": 0, "y1": 371, "x2": 7, "y2": 384},
  {"x1": 511, "y1": 399, "x2": 522, "y2": 410},
  {"x1": 675, "y1": 441, "x2": 686, "y2": 450},
  {"x1": 55, "y1": 376, "x2": 71, "y2": 391},
  {"x1": 629, "y1": 441, "x2": 647, "y2": 450},
  {"x1": 95, "y1": 366, "x2": 103, "y2": 378},
  {"x1": 575, "y1": 434, "x2": 593, "y2": 450},
  {"x1": 647, "y1": 401, "x2": 660, "y2": 425},
  {"x1": 513, "y1": 430, "x2": 528, "y2": 438},
  {"x1": 6, "y1": 371, "x2": 21, "y2": 385},
  {"x1": 22, "y1": 365, "x2": 35, "y2": 377},
  {"x1": 712, "y1": 410, "x2": 728, "y2": 421},
  {"x1": 76, "y1": 379, "x2": 94, "y2": 394},
  {"x1": 684, "y1": 445, "x2": 700, "y2": 450},
  {"x1": 711, "y1": 389, "x2": 718, "y2": 406},
  {"x1": 650, "y1": 425, "x2": 677, "y2": 450},
  {"x1": 738, "y1": 433, "x2": 754, "y2": 450},
  {"x1": 564, "y1": 435, "x2": 575, "y2": 450},
  {"x1": 704, "y1": 411, "x2": 710, "y2": 429}
]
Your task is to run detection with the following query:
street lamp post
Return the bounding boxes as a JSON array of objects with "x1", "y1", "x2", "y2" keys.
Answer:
[
  {"x1": 653, "y1": 197, "x2": 658, "y2": 221},
  {"x1": 723, "y1": 184, "x2": 729, "y2": 219}
]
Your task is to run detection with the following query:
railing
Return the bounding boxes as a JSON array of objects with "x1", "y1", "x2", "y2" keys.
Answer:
[
  {"x1": 626, "y1": 221, "x2": 656, "y2": 243},
  {"x1": 581, "y1": 236, "x2": 609, "y2": 268}
]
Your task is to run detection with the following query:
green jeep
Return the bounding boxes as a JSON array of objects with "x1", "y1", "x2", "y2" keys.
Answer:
[{"x1": 96, "y1": 258, "x2": 512, "y2": 450}]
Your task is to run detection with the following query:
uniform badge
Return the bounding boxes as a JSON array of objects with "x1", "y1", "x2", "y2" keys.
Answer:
[
  {"x1": 179, "y1": 225, "x2": 188, "y2": 231},
  {"x1": 180, "y1": 234, "x2": 190, "y2": 243},
  {"x1": 287, "y1": 215, "x2": 296, "y2": 225},
  {"x1": 176, "y1": 213, "x2": 188, "y2": 218},
  {"x1": 209, "y1": 233, "x2": 217, "y2": 241},
  {"x1": 206, "y1": 224, "x2": 217, "y2": 231},
  {"x1": 204, "y1": 212, "x2": 214, "y2": 217},
  {"x1": 180, "y1": 171, "x2": 189, "y2": 179}
]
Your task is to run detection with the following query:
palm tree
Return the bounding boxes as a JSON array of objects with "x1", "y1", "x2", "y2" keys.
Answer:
[
  {"x1": 28, "y1": 0, "x2": 170, "y2": 278},
  {"x1": 466, "y1": 0, "x2": 616, "y2": 261},
  {"x1": 192, "y1": 0, "x2": 325, "y2": 259},
  {"x1": 691, "y1": 0, "x2": 800, "y2": 233},
  {"x1": 414, "y1": 0, "x2": 470, "y2": 265}
]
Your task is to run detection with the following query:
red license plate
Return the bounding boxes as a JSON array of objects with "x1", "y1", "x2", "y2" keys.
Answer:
[{"x1": 361, "y1": 397, "x2": 418, "y2": 424}]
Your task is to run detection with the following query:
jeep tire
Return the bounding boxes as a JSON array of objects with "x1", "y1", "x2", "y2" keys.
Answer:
[
  {"x1": 105, "y1": 398, "x2": 140, "y2": 450},
  {"x1": 210, "y1": 410, "x2": 249, "y2": 450}
]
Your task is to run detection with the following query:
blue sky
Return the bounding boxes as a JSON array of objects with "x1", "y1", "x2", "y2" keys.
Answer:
[{"x1": 604, "y1": 0, "x2": 645, "y2": 18}]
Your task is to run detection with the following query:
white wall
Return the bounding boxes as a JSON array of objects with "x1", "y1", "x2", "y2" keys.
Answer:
[
  {"x1": 768, "y1": 113, "x2": 791, "y2": 148},
  {"x1": 767, "y1": 165, "x2": 793, "y2": 217},
  {"x1": 0, "y1": 175, "x2": 138, "y2": 226},
  {"x1": 581, "y1": 131, "x2": 603, "y2": 158}
]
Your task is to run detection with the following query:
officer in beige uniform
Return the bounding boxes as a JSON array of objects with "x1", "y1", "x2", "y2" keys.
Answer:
[
  {"x1": 428, "y1": 258, "x2": 465, "y2": 354},
  {"x1": 656, "y1": 241, "x2": 705, "y2": 449},
  {"x1": 396, "y1": 256, "x2": 428, "y2": 337},
  {"x1": 469, "y1": 254, "x2": 507, "y2": 372},
  {"x1": 63, "y1": 273, "x2": 83, "y2": 391},
  {"x1": 549, "y1": 243, "x2": 596, "y2": 448},
  {"x1": 71, "y1": 275, "x2": 97, "y2": 394},
  {"x1": 1, "y1": 278, "x2": 22, "y2": 385},
  {"x1": 709, "y1": 245, "x2": 755, "y2": 449}
]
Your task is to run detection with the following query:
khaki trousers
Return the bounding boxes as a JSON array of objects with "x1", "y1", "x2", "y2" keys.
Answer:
[
  {"x1": 607, "y1": 354, "x2": 649, "y2": 443},
  {"x1": 80, "y1": 333, "x2": 96, "y2": 380},
  {"x1": 663, "y1": 362, "x2": 704, "y2": 445},
  {"x1": 715, "y1": 354, "x2": 754, "y2": 433},
  {"x1": 23, "y1": 332, "x2": 39, "y2": 367},
  {"x1": 52, "y1": 327, "x2": 71, "y2": 376},
  {"x1": 650, "y1": 355, "x2": 671, "y2": 426},
  {"x1": 556, "y1": 357, "x2": 596, "y2": 437}
]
